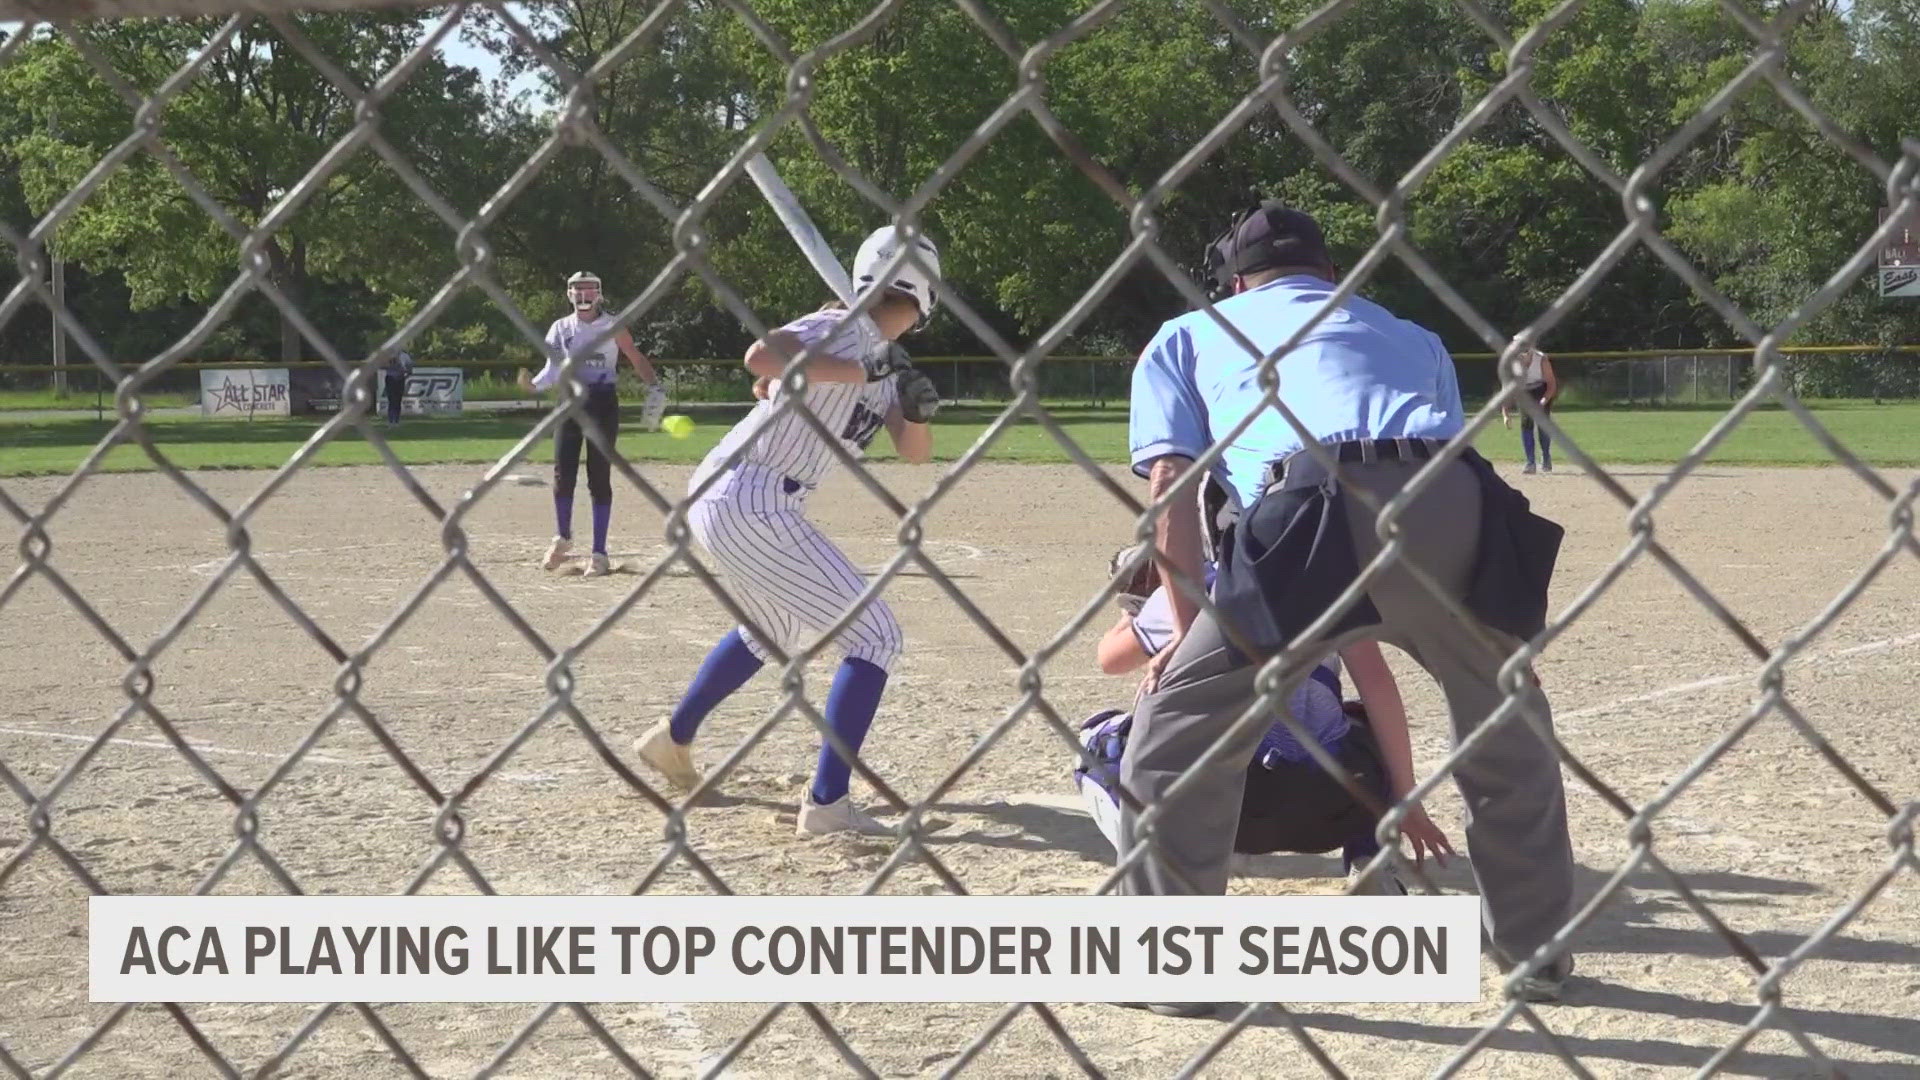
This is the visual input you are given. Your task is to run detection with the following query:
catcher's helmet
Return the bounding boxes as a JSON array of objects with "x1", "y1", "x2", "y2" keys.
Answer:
[
  {"x1": 853, "y1": 226, "x2": 941, "y2": 327},
  {"x1": 566, "y1": 271, "x2": 603, "y2": 313}
]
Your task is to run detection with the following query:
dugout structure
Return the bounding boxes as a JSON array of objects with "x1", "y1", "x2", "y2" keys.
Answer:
[{"x1": 1, "y1": 0, "x2": 1917, "y2": 1078}]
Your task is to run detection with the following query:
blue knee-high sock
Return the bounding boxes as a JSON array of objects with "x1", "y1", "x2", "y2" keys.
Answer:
[
  {"x1": 1520, "y1": 425, "x2": 1537, "y2": 465},
  {"x1": 811, "y1": 658, "x2": 888, "y2": 806},
  {"x1": 668, "y1": 629, "x2": 764, "y2": 744},
  {"x1": 591, "y1": 500, "x2": 612, "y2": 554},
  {"x1": 1537, "y1": 425, "x2": 1552, "y2": 466},
  {"x1": 553, "y1": 494, "x2": 573, "y2": 540}
]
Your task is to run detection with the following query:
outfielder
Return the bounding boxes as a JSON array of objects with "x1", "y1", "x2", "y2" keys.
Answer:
[
  {"x1": 1120, "y1": 202, "x2": 1574, "y2": 1012},
  {"x1": 1502, "y1": 346, "x2": 1559, "y2": 473},
  {"x1": 518, "y1": 271, "x2": 665, "y2": 576},
  {"x1": 637, "y1": 228, "x2": 945, "y2": 837},
  {"x1": 380, "y1": 347, "x2": 413, "y2": 426}
]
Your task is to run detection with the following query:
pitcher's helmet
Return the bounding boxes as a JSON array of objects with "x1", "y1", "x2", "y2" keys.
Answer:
[{"x1": 566, "y1": 271, "x2": 602, "y2": 313}]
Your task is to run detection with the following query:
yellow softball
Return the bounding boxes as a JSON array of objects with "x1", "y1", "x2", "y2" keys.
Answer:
[{"x1": 662, "y1": 414, "x2": 695, "y2": 439}]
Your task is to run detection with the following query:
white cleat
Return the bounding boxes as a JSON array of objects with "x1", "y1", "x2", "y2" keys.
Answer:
[
  {"x1": 1346, "y1": 863, "x2": 1409, "y2": 896},
  {"x1": 587, "y1": 551, "x2": 611, "y2": 577},
  {"x1": 541, "y1": 536, "x2": 573, "y2": 570},
  {"x1": 634, "y1": 720, "x2": 702, "y2": 793},
  {"x1": 796, "y1": 792, "x2": 894, "y2": 837}
]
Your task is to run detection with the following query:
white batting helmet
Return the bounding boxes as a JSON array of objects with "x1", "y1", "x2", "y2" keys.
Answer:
[
  {"x1": 566, "y1": 271, "x2": 602, "y2": 313},
  {"x1": 852, "y1": 227, "x2": 941, "y2": 327}
]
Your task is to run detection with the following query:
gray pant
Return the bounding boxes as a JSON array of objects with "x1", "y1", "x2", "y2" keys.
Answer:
[{"x1": 1116, "y1": 458, "x2": 1575, "y2": 969}]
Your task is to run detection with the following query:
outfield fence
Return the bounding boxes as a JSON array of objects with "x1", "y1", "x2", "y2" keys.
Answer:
[
  {"x1": 2, "y1": 1, "x2": 1917, "y2": 1078},
  {"x1": 7, "y1": 347, "x2": 1920, "y2": 411}
]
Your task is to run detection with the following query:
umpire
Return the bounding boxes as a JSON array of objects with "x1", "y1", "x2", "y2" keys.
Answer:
[{"x1": 1119, "y1": 201, "x2": 1576, "y2": 1006}]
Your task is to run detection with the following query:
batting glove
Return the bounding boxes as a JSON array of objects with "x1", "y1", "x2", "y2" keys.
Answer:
[
  {"x1": 866, "y1": 341, "x2": 913, "y2": 383},
  {"x1": 897, "y1": 368, "x2": 942, "y2": 423}
]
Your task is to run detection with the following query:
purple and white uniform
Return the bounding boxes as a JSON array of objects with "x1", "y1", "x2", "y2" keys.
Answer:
[
  {"x1": 1076, "y1": 579, "x2": 1350, "y2": 848},
  {"x1": 532, "y1": 311, "x2": 622, "y2": 391},
  {"x1": 687, "y1": 309, "x2": 903, "y2": 669}
]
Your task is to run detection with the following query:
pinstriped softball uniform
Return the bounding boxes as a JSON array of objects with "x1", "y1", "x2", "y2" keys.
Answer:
[
  {"x1": 688, "y1": 308, "x2": 905, "y2": 669},
  {"x1": 694, "y1": 309, "x2": 899, "y2": 491}
]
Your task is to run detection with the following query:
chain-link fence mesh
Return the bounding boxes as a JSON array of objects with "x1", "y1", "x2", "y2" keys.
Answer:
[{"x1": 2, "y1": 0, "x2": 1917, "y2": 1076}]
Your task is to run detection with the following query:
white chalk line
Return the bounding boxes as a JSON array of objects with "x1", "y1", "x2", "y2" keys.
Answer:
[
  {"x1": 1559, "y1": 629, "x2": 1920, "y2": 721},
  {"x1": 0, "y1": 725, "x2": 564, "y2": 784},
  {"x1": 0, "y1": 724, "x2": 353, "y2": 766},
  {"x1": 99, "y1": 541, "x2": 422, "y2": 578},
  {"x1": 10, "y1": 629, "x2": 1914, "y2": 786}
]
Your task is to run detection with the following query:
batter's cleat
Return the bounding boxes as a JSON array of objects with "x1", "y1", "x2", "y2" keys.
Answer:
[
  {"x1": 542, "y1": 536, "x2": 573, "y2": 570},
  {"x1": 796, "y1": 792, "x2": 894, "y2": 837},
  {"x1": 1541, "y1": 458, "x2": 1554, "y2": 473},
  {"x1": 634, "y1": 720, "x2": 702, "y2": 793},
  {"x1": 587, "y1": 552, "x2": 611, "y2": 576},
  {"x1": 1511, "y1": 954, "x2": 1576, "y2": 1003},
  {"x1": 1521, "y1": 461, "x2": 1537, "y2": 474},
  {"x1": 1345, "y1": 864, "x2": 1408, "y2": 896}
]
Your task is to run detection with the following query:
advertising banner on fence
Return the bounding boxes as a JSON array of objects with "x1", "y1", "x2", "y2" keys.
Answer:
[
  {"x1": 90, "y1": 894, "x2": 1480, "y2": 1004},
  {"x1": 385, "y1": 367, "x2": 464, "y2": 415},
  {"x1": 199, "y1": 368, "x2": 290, "y2": 417},
  {"x1": 288, "y1": 367, "x2": 466, "y2": 415}
]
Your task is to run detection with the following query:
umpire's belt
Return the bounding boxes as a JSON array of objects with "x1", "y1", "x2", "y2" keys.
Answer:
[{"x1": 1262, "y1": 437, "x2": 1447, "y2": 495}]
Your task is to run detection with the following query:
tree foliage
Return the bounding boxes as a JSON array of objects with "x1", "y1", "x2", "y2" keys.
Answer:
[{"x1": 1, "y1": 0, "x2": 1914, "y2": 372}]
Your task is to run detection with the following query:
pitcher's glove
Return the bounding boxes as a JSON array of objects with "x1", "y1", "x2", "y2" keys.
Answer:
[
  {"x1": 640, "y1": 382, "x2": 668, "y2": 431},
  {"x1": 1109, "y1": 543, "x2": 1160, "y2": 616},
  {"x1": 897, "y1": 367, "x2": 942, "y2": 423}
]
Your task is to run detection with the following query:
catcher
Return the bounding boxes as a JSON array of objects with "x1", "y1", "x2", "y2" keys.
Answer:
[{"x1": 1076, "y1": 481, "x2": 1453, "y2": 892}]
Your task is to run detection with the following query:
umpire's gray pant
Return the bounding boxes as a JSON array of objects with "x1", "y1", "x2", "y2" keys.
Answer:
[{"x1": 1116, "y1": 458, "x2": 1576, "y2": 970}]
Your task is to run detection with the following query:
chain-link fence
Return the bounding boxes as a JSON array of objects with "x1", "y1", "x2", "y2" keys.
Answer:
[
  {"x1": 6, "y1": 351, "x2": 1920, "y2": 412},
  {"x1": 2, "y1": 0, "x2": 1918, "y2": 1076}
]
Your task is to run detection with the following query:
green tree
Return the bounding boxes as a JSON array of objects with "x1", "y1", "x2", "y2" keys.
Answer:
[{"x1": 1, "y1": 15, "x2": 506, "y2": 363}]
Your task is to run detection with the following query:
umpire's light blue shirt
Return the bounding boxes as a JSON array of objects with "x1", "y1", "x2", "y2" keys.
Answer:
[{"x1": 1129, "y1": 274, "x2": 1465, "y2": 508}]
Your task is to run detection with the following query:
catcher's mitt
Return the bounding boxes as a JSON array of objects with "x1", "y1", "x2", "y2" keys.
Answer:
[
  {"x1": 897, "y1": 368, "x2": 941, "y2": 423},
  {"x1": 1109, "y1": 542, "x2": 1160, "y2": 616}
]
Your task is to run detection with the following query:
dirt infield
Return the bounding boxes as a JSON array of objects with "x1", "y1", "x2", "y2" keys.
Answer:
[{"x1": 2, "y1": 460, "x2": 1917, "y2": 1078}]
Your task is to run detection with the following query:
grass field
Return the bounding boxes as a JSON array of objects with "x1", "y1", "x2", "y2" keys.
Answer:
[
  {"x1": 1, "y1": 400, "x2": 1916, "y2": 478},
  {"x1": 0, "y1": 388, "x2": 196, "y2": 412}
]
